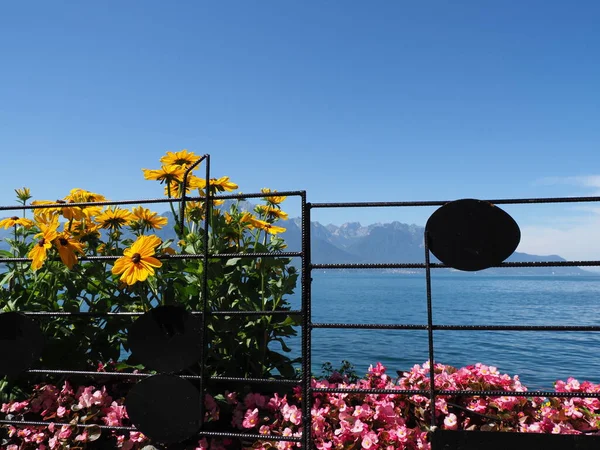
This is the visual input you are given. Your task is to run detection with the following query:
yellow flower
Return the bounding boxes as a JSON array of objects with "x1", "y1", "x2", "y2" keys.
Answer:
[
  {"x1": 160, "y1": 149, "x2": 200, "y2": 168},
  {"x1": 164, "y1": 175, "x2": 206, "y2": 197},
  {"x1": 249, "y1": 218, "x2": 286, "y2": 235},
  {"x1": 15, "y1": 187, "x2": 32, "y2": 203},
  {"x1": 256, "y1": 205, "x2": 289, "y2": 220},
  {"x1": 29, "y1": 217, "x2": 60, "y2": 271},
  {"x1": 66, "y1": 188, "x2": 107, "y2": 203},
  {"x1": 184, "y1": 201, "x2": 204, "y2": 222},
  {"x1": 31, "y1": 199, "x2": 85, "y2": 221},
  {"x1": 95, "y1": 207, "x2": 134, "y2": 230},
  {"x1": 29, "y1": 239, "x2": 52, "y2": 271},
  {"x1": 131, "y1": 206, "x2": 168, "y2": 230},
  {"x1": 143, "y1": 165, "x2": 186, "y2": 185},
  {"x1": 0, "y1": 216, "x2": 35, "y2": 229},
  {"x1": 66, "y1": 220, "x2": 101, "y2": 241},
  {"x1": 261, "y1": 188, "x2": 287, "y2": 205},
  {"x1": 209, "y1": 177, "x2": 238, "y2": 192},
  {"x1": 54, "y1": 233, "x2": 84, "y2": 270},
  {"x1": 112, "y1": 235, "x2": 163, "y2": 285}
]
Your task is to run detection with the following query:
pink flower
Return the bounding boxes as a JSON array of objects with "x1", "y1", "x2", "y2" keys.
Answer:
[
  {"x1": 444, "y1": 413, "x2": 458, "y2": 430},
  {"x1": 242, "y1": 408, "x2": 260, "y2": 429},
  {"x1": 57, "y1": 424, "x2": 72, "y2": 440},
  {"x1": 361, "y1": 431, "x2": 378, "y2": 449}
]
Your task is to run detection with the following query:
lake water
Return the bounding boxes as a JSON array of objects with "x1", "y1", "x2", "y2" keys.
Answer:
[{"x1": 285, "y1": 272, "x2": 600, "y2": 390}]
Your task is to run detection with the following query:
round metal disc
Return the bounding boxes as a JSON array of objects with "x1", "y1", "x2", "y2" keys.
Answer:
[
  {"x1": 0, "y1": 312, "x2": 45, "y2": 377},
  {"x1": 425, "y1": 199, "x2": 520, "y2": 271},
  {"x1": 125, "y1": 374, "x2": 201, "y2": 443},
  {"x1": 127, "y1": 305, "x2": 203, "y2": 373}
]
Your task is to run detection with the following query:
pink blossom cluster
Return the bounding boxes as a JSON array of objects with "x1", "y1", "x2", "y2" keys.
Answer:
[
  {"x1": 231, "y1": 362, "x2": 600, "y2": 449},
  {"x1": 2, "y1": 362, "x2": 600, "y2": 449},
  {"x1": 1, "y1": 379, "x2": 219, "y2": 450}
]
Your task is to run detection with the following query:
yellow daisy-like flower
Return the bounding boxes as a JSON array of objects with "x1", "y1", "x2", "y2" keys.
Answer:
[
  {"x1": 66, "y1": 188, "x2": 107, "y2": 204},
  {"x1": 0, "y1": 216, "x2": 35, "y2": 229},
  {"x1": 54, "y1": 233, "x2": 85, "y2": 270},
  {"x1": 29, "y1": 239, "x2": 53, "y2": 272},
  {"x1": 209, "y1": 177, "x2": 238, "y2": 192},
  {"x1": 160, "y1": 149, "x2": 200, "y2": 168},
  {"x1": 164, "y1": 175, "x2": 206, "y2": 197},
  {"x1": 143, "y1": 165, "x2": 186, "y2": 185},
  {"x1": 249, "y1": 218, "x2": 286, "y2": 235},
  {"x1": 131, "y1": 206, "x2": 168, "y2": 230},
  {"x1": 29, "y1": 217, "x2": 60, "y2": 271},
  {"x1": 261, "y1": 188, "x2": 287, "y2": 205},
  {"x1": 95, "y1": 207, "x2": 134, "y2": 230},
  {"x1": 66, "y1": 220, "x2": 101, "y2": 241},
  {"x1": 256, "y1": 205, "x2": 289, "y2": 220},
  {"x1": 31, "y1": 199, "x2": 85, "y2": 221},
  {"x1": 112, "y1": 235, "x2": 163, "y2": 285}
]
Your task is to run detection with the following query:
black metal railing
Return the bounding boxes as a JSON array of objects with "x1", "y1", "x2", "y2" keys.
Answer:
[{"x1": 0, "y1": 154, "x2": 599, "y2": 449}]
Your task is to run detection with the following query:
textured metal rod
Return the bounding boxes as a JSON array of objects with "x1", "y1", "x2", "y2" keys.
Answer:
[
  {"x1": 300, "y1": 192, "x2": 311, "y2": 450},
  {"x1": 424, "y1": 230, "x2": 437, "y2": 429},
  {"x1": 24, "y1": 369, "x2": 301, "y2": 384},
  {"x1": 311, "y1": 260, "x2": 600, "y2": 269},
  {"x1": 0, "y1": 190, "x2": 305, "y2": 212},
  {"x1": 0, "y1": 251, "x2": 303, "y2": 264},
  {"x1": 20, "y1": 310, "x2": 302, "y2": 317},
  {"x1": 0, "y1": 419, "x2": 135, "y2": 431},
  {"x1": 310, "y1": 195, "x2": 600, "y2": 209},
  {"x1": 179, "y1": 154, "x2": 207, "y2": 234},
  {"x1": 198, "y1": 155, "x2": 211, "y2": 432},
  {"x1": 311, "y1": 323, "x2": 600, "y2": 331}
]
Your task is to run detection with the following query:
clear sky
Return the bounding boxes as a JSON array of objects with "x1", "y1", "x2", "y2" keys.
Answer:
[{"x1": 1, "y1": 1, "x2": 600, "y2": 260}]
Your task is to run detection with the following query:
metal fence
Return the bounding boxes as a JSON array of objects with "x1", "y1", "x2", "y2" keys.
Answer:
[{"x1": 1, "y1": 154, "x2": 600, "y2": 449}]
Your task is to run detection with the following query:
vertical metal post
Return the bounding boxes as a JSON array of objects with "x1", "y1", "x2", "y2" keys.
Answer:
[
  {"x1": 424, "y1": 230, "x2": 437, "y2": 430},
  {"x1": 198, "y1": 155, "x2": 211, "y2": 431},
  {"x1": 300, "y1": 193, "x2": 312, "y2": 449}
]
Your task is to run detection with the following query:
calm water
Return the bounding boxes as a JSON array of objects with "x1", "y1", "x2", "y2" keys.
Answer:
[{"x1": 284, "y1": 272, "x2": 600, "y2": 390}]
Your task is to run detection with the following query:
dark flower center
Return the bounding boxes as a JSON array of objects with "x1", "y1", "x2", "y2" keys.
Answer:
[
  {"x1": 10, "y1": 216, "x2": 19, "y2": 220},
  {"x1": 131, "y1": 253, "x2": 141, "y2": 263},
  {"x1": 38, "y1": 239, "x2": 45, "y2": 247},
  {"x1": 59, "y1": 238, "x2": 68, "y2": 246}
]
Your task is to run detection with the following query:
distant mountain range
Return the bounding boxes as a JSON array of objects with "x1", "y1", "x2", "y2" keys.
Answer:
[
  {"x1": 0, "y1": 206, "x2": 590, "y2": 276},
  {"x1": 279, "y1": 219, "x2": 590, "y2": 275}
]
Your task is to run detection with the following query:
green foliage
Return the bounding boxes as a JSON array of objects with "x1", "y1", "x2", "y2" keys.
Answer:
[{"x1": 0, "y1": 158, "x2": 300, "y2": 399}]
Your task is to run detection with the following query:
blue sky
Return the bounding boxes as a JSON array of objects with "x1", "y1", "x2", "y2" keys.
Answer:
[{"x1": 1, "y1": 1, "x2": 600, "y2": 259}]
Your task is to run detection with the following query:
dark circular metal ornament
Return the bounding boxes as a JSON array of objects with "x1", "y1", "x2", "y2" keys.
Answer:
[
  {"x1": 127, "y1": 305, "x2": 203, "y2": 373},
  {"x1": 426, "y1": 199, "x2": 521, "y2": 272},
  {"x1": 0, "y1": 312, "x2": 45, "y2": 377},
  {"x1": 125, "y1": 374, "x2": 201, "y2": 443}
]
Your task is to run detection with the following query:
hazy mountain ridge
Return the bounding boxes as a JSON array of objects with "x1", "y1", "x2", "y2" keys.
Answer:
[{"x1": 0, "y1": 209, "x2": 590, "y2": 275}]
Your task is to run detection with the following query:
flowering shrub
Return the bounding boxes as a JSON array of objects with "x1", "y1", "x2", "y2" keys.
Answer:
[
  {"x1": 0, "y1": 149, "x2": 299, "y2": 396},
  {"x1": 3, "y1": 362, "x2": 600, "y2": 449}
]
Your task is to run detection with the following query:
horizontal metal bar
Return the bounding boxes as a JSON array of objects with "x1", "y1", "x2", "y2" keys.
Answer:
[
  {"x1": 202, "y1": 190, "x2": 305, "y2": 201},
  {"x1": 0, "y1": 420, "x2": 302, "y2": 442},
  {"x1": 0, "y1": 252, "x2": 303, "y2": 264},
  {"x1": 25, "y1": 369, "x2": 300, "y2": 385},
  {"x1": 197, "y1": 431, "x2": 302, "y2": 442},
  {"x1": 312, "y1": 323, "x2": 600, "y2": 332},
  {"x1": 208, "y1": 252, "x2": 302, "y2": 259},
  {"x1": 312, "y1": 387, "x2": 600, "y2": 399},
  {"x1": 0, "y1": 190, "x2": 305, "y2": 212},
  {"x1": 312, "y1": 323, "x2": 427, "y2": 330},
  {"x1": 20, "y1": 310, "x2": 302, "y2": 318},
  {"x1": 311, "y1": 260, "x2": 600, "y2": 269},
  {"x1": 436, "y1": 390, "x2": 600, "y2": 399},
  {"x1": 310, "y1": 195, "x2": 600, "y2": 209},
  {"x1": 312, "y1": 387, "x2": 431, "y2": 395},
  {"x1": 0, "y1": 418, "x2": 135, "y2": 431}
]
